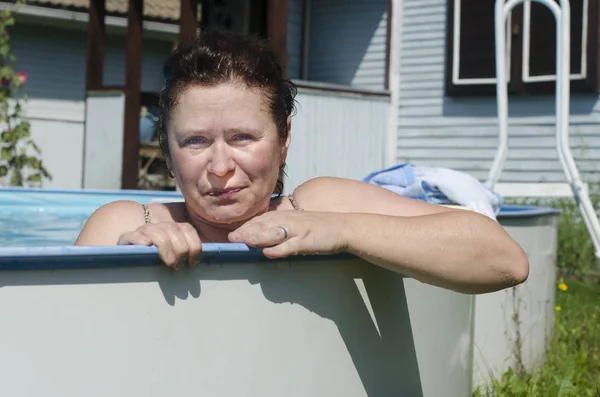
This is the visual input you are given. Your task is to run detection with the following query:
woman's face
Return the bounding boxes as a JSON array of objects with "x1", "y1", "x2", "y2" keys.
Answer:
[{"x1": 167, "y1": 81, "x2": 290, "y2": 225}]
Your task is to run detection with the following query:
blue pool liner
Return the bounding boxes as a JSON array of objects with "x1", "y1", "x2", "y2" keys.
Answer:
[
  {"x1": 0, "y1": 244, "x2": 355, "y2": 271},
  {"x1": 497, "y1": 205, "x2": 561, "y2": 218}
]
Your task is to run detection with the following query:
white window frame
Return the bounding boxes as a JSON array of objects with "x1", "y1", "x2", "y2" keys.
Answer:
[
  {"x1": 521, "y1": 0, "x2": 588, "y2": 82},
  {"x1": 451, "y1": 0, "x2": 512, "y2": 85}
]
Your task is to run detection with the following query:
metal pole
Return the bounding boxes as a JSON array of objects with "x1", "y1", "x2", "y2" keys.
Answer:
[
  {"x1": 489, "y1": 0, "x2": 600, "y2": 259},
  {"x1": 485, "y1": 0, "x2": 510, "y2": 189}
]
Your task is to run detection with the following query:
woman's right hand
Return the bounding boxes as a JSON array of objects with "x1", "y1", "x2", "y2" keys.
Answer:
[{"x1": 117, "y1": 222, "x2": 202, "y2": 269}]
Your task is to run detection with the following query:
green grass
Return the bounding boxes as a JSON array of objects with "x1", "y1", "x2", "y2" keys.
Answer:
[
  {"x1": 475, "y1": 189, "x2": 600, "y2": 396},
  {"x1": 474, "y1": 278, "x2": 600, "y2": 396},
  {"x1": 505, "y1": 194, "x2": 599, "y2": 274},
  {"x1": 552, "y1": 200, "x2": 598, "y2": 275}
]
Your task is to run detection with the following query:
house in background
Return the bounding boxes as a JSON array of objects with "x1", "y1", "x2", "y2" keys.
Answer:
[
  {"x1": 3, "y1": 0, "x2": 180, "y2": 188},
  {"x1": 5, "y1": 0, "x2": 598, "y2": 194},
  {"x1": 398, "y1": 0, "x2": 600, "y2": 191},
  {"x1": 5, "y1": 0, "x2": 392, "y2": 191}
]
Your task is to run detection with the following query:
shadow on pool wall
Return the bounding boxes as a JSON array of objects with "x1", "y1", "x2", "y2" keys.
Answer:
[
  {"x1": 0, "y1": 187, "x2": 559, "y2": 397},
  {"x1": 0, "y1": 251, "x2": 476, "y2": 397}
]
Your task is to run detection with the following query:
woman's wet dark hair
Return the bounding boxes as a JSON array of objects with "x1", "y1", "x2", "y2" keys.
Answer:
[{"x1": 157, "y1": 30, "x2": 297, "y2": 195}]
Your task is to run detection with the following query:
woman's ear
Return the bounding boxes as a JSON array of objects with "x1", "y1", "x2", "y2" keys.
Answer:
[
  {"x1": 286, "y1": 116, "x2": 292, "y2": 146},
  {"x1": 165, "y1": 157, "x2": 175, "y2": 179},
  {"x1": 281, "y1": 116, "x2": 292, "y2": 163}
]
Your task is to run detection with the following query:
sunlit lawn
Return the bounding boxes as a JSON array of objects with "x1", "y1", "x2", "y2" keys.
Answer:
[{"x1": 474, "y1": 276, "x2": 600, "y2": 397}]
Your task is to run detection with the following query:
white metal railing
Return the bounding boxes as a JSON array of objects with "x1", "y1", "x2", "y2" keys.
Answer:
[{"x1": 486, "y1": 0, "x2": 600, "y2": 260}]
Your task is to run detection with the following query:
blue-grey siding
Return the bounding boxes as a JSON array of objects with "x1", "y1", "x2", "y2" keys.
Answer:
[
  {"x1": 307, "y1": 0, "x2": 388, "y2": 90},
  {"x1": 286, "y1": 86, "x2": 389, "y2": 192},
  {"x1": 398, "y1": 0, "x2": 600, "y2": 183},
  {"x1": 12, "y1": 23, "x2": 173, "y2": 101},
  {"x1": 103, "y1": 33, "x2": 173, "y2": 92}
]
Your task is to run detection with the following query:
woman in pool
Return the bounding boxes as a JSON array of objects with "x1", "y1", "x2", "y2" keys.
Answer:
[{"x1": 75, "y1": 31, "x2": 528, "y2": 295}]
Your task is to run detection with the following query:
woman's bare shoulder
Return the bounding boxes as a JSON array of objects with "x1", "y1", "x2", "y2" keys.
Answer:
[
  {"x1": 291, "y1": 176, "x2": 454, "y2": 217},
  {"x1": 74, "y1": 200, "x2": 147, "y2": 246},
  {"x1": 74, "y1": 200, "x2": 181, "y2": 246}
]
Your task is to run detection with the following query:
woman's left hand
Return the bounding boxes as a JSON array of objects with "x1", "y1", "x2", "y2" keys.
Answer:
[{"x1": 228, "y1": 211, "x2": 350, "y2": 259}]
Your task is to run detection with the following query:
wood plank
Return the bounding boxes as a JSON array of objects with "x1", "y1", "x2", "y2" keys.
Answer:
[
  {"x1": 494, "y1": 182, "x2": 589, "y2": 198},
  {"x1": 465, "y1": 170, "x2": 591, "y2": 183},
  {"x1": 85, "y1": 0, "x2": 106, "y2": 91},
  {"x1": 179, "y1": 0, "x2": 198, "y2": 43},
  {"x1": 122, "y1": 0, "x2": 144, "y2": 190},
  {"x1": 398, "y1": 136, "x2": 600, "y2": 150},
  {"x1": 400, "y1": 158, "x2": 600, "y2": 173},
  {"x1": 267, "y1": 0, "x2": 289, "y2": 76}
]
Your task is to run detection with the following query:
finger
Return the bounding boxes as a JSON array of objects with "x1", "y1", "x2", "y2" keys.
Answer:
[
  {"x1": 231, "y1": 223, "x2": 288, "y2": 247},
  {"x1": 117, "y1": 231, "x2": 152, "y2": 246},
  {"x1": 164, "y1": 223, "x2": 191, "y2": 269},
  {"x1": 179, "y1": 223, "x2": 202, "y2": 267},
  {"x1": 261, "y1": 238, "x2": 301, "y2": 259},
  {"x1": 141, "y1": 226, "x2": 179, "y2": 268},
  {"x1": 227, "y1": 222, "x2": 255, "y2": 243}
]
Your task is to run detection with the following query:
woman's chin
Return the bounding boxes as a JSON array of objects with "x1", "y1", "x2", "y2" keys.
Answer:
[
  {"x1": 197, "y1": 197, "x2": 269, "y2": 226},
  {"x1": 204, "y1": 207, "x2": 254, "y2": 225}
]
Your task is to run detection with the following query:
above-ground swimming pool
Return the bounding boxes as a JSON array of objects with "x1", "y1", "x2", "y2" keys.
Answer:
[{"x1": 0, "y1": 187, "x2": 559, "y2": 396}]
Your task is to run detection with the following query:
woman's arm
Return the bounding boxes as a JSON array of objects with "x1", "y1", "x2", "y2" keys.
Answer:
[
  {"x1": 339, "y1": 211, "x2": 527, "y2": 294},
  {"x1": 292, "y1": 177, "x2": 529, "y2": 295}
]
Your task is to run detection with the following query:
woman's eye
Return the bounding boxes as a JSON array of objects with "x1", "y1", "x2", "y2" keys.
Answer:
[
  {"x1": 234, "y1": 134, "x2": 253, "y2": 141},
  {"x1": 185, "y1": 137, "x2": 207, "y2": 145}
]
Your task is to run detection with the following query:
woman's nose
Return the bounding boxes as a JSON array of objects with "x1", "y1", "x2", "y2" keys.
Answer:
[{"x1": 207, "y1": 143, "x2": 235, "y2": 176}]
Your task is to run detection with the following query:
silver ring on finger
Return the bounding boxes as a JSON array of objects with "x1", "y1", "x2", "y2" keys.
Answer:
[{"x1": 277, "y1": 225, "x2": 288, "y2": 242}]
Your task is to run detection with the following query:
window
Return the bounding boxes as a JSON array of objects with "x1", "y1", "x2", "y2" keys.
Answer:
[{"x1": 445, "y1": 0, "x2": 599, "y2": 96}]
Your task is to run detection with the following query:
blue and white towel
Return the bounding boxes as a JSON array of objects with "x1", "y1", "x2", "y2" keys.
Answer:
[{"x1": 363, "y1": 164, "x2": 503, "y2": 220}]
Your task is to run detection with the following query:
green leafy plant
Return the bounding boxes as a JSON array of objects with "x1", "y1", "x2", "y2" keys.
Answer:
[{"x1": 0, "y1": 0, "x2": 51, "y2": 187}]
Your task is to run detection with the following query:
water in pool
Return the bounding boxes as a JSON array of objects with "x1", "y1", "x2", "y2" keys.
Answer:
[
  {"x1": 0, "y1": 188, "x2": 183, "y2": 248},
  {"x1": 0, "y1": 210, "x2": 88, "y2": 247}
]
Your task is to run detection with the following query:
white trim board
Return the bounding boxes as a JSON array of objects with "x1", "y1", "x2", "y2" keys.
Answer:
[
  {"x1": 23, "y1": 99, "x2": 86, "y2": 123},
  {"x1": 0, "y1": 2, "x2": 179, "y2": 37},
  {"x1": 494, "y1": 182, "x2": 589, "y2": 198}
]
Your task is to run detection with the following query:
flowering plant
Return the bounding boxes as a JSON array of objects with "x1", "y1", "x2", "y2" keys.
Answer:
[{"x1": 0, "y1": 1, "x2": 51, "y2": 187}]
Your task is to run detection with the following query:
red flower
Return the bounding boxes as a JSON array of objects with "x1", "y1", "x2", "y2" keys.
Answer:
[{"x1": 16, "y1": 71, "x2": 27, "y2": 85}]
